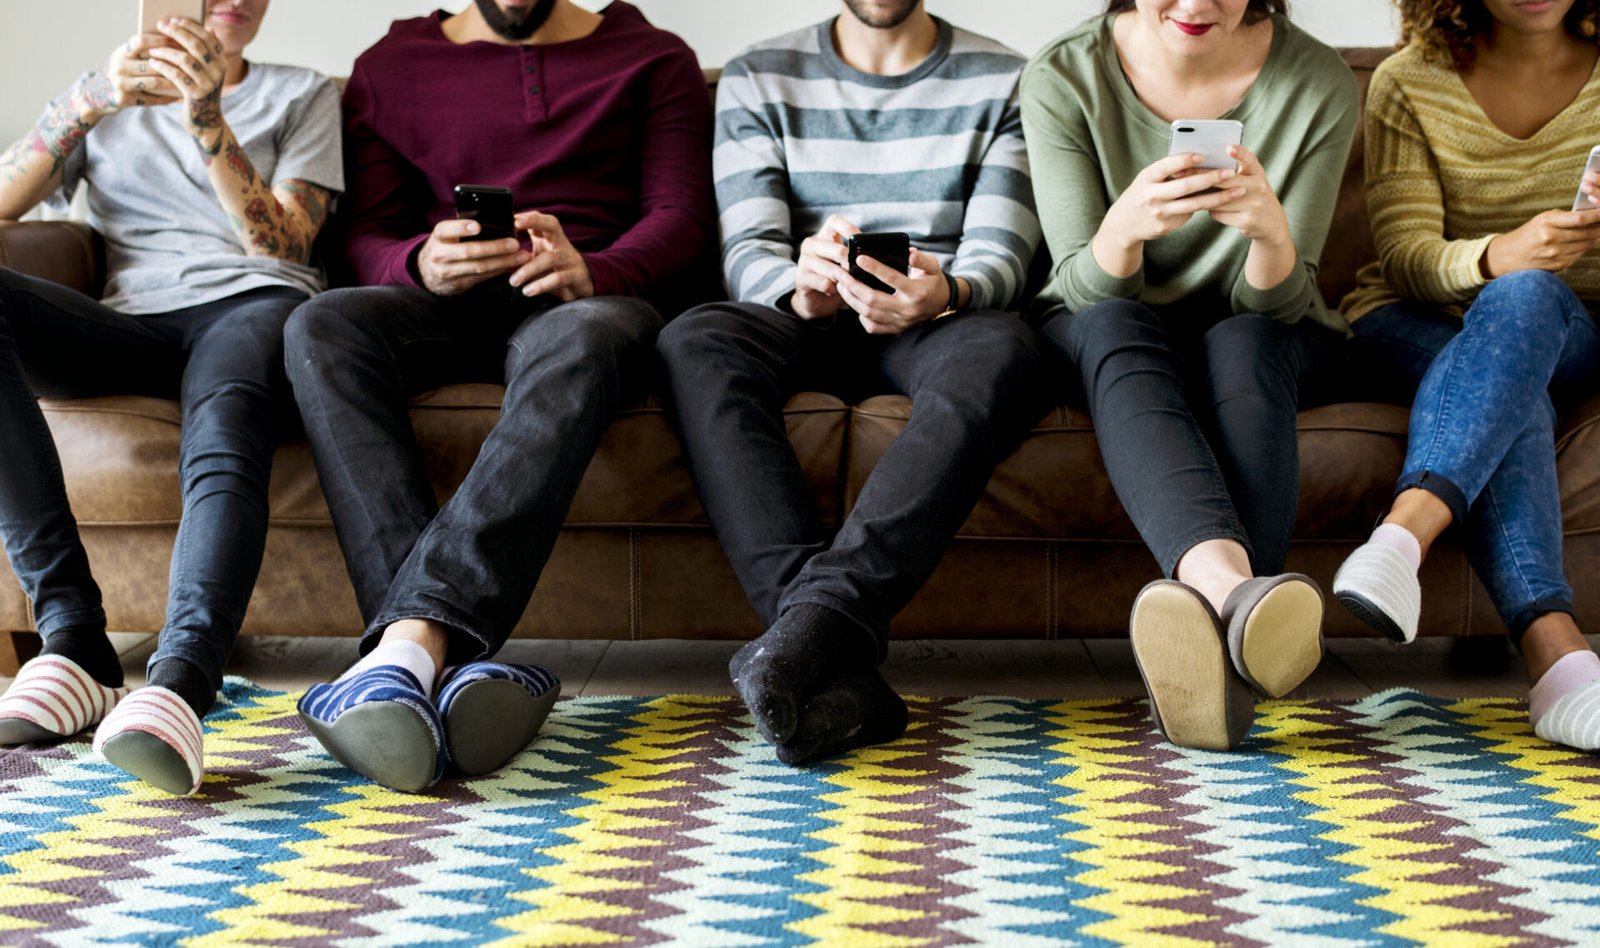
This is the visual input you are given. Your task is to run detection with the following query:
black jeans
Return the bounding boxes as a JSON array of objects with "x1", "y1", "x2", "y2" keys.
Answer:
[
  {"x1": 658, "y1": 302, "x2": 1047, "y2": 659},
  {"x1": 284, "y1": 285, "x2": 662, "y2": 665},
  {"x1": 0, "y1": 266, "x2": 301, "y2": 694},
  {"x1": 1040, "y1": 298, "x2": 1340, "y2": 577}
]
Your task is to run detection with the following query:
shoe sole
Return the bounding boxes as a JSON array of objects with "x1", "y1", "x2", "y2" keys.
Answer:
[
  {"x1": 100, "y1": 730, "x2": 197, "y2": 796},
  {"x1": 0, "y1": 719, "x2": 63, "y2": 745},
  {"x1": 1239, "y1": 580, "x2": 1325, "y2": 698},
  {"x1": 1130, "y1": 583, "x2": 1233, "y2": 751},
  {"x1": 300, "y1": 701, "x2": 438, "y2": 793},
  {"x1": 445, "y1": 679, "x2": 560, "y2": 777},
  {"x1": 1335, "y1": 589, "x2": 1409, "y2": 644}
]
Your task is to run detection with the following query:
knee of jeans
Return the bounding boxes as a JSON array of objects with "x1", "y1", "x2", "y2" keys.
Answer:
[
  {"x1": 1202, "y1": 315, "x2": 1296, "y2": 395},
  {"x1": 658, "y1": 303, "x2": 753, "y2": 365},
  {"x1": 283, "y1": 291, "x2": 373, "y2": 367},
  {"x1": 1470, "y1": 271, "x2": 1574, "y2": 334},
  {"x1": 515, "y1": 297, "x2": 659, "y2": 371},
  {"x1": 1048, "y1": 298, "x2": 1162, "y2": 366}
]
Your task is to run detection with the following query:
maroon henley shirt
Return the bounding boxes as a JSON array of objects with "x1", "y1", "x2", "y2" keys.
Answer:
[{"x1": 338, "y1": 2, "x2": 715, "y2": 301}]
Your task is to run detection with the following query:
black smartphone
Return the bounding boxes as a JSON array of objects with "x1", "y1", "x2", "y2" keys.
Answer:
[
  {"x1": 846, "y1": 232, "x2": 910, "y2": 294},
  {"x1": 453, "y1": 184, "x2": 515, "y2": 242}
]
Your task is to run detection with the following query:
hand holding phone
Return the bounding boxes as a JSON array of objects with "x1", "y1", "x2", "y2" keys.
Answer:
[{"x1": 454, "y1": 184, "x2": 516, "y2": 242}]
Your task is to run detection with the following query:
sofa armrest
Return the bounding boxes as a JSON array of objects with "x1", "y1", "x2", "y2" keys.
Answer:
[{"x1": 0, "y1": 220, "x2": 104, "y2": 297}]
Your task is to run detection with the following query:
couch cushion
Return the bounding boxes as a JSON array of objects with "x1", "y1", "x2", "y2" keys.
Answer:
[
  {"x1": 41, "y1": 388, "x2": 849, "y2": 529},
  {"x1": 1319, "y1": 47, "x2": 1392, "y2": 307}
]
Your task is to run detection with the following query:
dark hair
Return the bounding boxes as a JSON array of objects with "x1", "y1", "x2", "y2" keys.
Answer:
[
  {"x1": 1398, "y1": 0, "x2": 1600, "y2": 71},
  {"x1": 1103, "y1": 0, "x2": 1288, "y2": 24}
]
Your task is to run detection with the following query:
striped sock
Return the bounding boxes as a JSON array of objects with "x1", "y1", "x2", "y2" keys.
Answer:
[
  {"x1": 92, "y1": 687, "x2": 205, "y2": 796},
  {"x1": 0, "y1": 654, "x2": 128, "y2": 744},
  {"x1": 1530, "y1": 650, "x2": 1600, "y2": 752}
]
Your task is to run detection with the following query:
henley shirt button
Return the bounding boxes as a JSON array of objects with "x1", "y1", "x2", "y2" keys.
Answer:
[{"x1": 528, "y1": 85, "x2": 541, "y2": 94}]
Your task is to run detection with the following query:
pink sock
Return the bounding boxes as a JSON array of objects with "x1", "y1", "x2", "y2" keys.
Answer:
[
  {"x1": 1530, "y1": 650, "x2": 1600, "y2": 724},
  {"x1": 1369, "y1": 523, "x2": 1422, "y2": 573}
]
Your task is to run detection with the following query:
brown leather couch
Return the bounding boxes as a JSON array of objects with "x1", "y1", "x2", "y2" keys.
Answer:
[{"x1": 4, "y1": 47, "x2": 1600, "y2": 675}]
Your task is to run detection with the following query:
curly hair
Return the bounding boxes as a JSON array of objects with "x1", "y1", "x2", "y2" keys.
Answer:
[
  {"x1": 1398, "y1": 0, "x2": 1600, "y2": 70},
  {"x1": 1103, "y1": 1, "x2": 1287, "y2": 23}
]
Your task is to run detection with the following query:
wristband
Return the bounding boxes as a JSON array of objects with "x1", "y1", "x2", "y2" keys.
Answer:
[{"x1": 935, "y1": 270, "x2": 960, "y2": 320}]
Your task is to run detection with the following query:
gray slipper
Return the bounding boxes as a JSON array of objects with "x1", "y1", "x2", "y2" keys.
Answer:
[
  {"x1": 437, "y1": 662, "x2": 561, "y2": 777},
  {"x1": 1129, "y1": 580, "x2": 1254, "y2": 751},
  {"x1": 297, "y1": 666, "x2": 447, "y2": 793},
  {"x1": 1221, "y1": 574, "x2": 1325, "y2": 698}
]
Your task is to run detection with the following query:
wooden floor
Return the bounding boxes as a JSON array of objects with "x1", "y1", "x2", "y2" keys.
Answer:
[{"x1": 8, "y1": 631, "x2": 1591, "y2": 701}]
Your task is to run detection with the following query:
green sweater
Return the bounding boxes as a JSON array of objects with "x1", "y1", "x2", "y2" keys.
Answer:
[{"x1": 1020, "y1": 14, "x2": 1358, "y2": 334}]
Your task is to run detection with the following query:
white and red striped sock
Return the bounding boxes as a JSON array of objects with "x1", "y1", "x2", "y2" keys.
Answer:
[
  {"x1": 0, "y1": 654, "x2": 128, "y2": 743},
  {"x1": 92, "y1": 686, "x2": 205, "y2": 796}
]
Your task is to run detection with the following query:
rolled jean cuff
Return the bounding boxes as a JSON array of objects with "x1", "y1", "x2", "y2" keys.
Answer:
[
  {"x1": 1394, "y1": 470, "x2": 1469, "y2": 527},
  {"x1": 363, "y1": 607, "x2": 494, "y2": 667},
  {"x1": 34, "y1": 606, "x2": 107, "y2": 639},
  {"x1": 1163, "y1": 528, "x2": 1255, "y2": 580},
  {"x1": 1507, "y1": 598, "x2": 1576, "y2": 650},
  {"x1": 779, "y1": 590, "x2": 890, "y2": 666}
]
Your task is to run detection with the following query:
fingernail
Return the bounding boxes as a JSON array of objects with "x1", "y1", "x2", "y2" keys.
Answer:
[
  {"x1": 1219, "y1": 170, "x2": 1233, "y2": 179},
  {"x1": 1233, "y1": 188, "x2": 1246, "y2": 196},
  {"x1": 523, "y1": 286, "x2": 537, "y2": 297}
]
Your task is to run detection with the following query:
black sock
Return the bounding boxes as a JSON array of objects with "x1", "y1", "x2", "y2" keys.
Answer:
[
  {"x1": 774, "y1": 667, "x2": 909, "y2": 767},
  {"x1": 147, "y1": 658, "x2": 216, "y2": 718},
  {"x1": 728, "y1": 602, "x2": 877, "y2": 746},
  {"x1": 40, "y1": 626, "x2": 123, "y2": 688}
]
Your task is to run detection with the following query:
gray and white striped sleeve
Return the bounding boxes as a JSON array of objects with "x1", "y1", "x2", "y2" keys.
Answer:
[
  {"x1": 713, "y1": 62, "x2": 798, "y2": 309},
  {"x1": 951, "y1": 85, "x2": 1039, "y2": 313}
]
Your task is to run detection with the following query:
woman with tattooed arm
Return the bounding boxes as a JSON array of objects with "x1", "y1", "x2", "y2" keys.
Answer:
[{"x1": 0, "y1": 0, "x2": 340, "y2": 795}]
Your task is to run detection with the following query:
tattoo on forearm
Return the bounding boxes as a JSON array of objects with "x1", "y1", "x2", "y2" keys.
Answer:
[
  {"x1": 250, "y1": 230, "x2": 281, "y2": 256},
  {"x1": 223, "y1": 141, "x2": 255, "y2": 187},
  {"x1": 189, "y1": 88, "x2": 223, "y2": 131},
  {"x1": 280, "y1": 180, "x2": 330, "y2": 230},
  {"x1": 244, "y1": 198, "x2": 271, "y2": 225}
]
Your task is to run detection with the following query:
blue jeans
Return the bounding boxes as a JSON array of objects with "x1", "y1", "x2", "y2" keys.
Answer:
[
  {"x1": 0, "y1": 266, "x2": 302, "y2": 693},
  {"x1": 1040, "y1": 299, "x2": 1341, "y2": 577},
  {"x1": 658, "y1": 302, "x2": 1047, "y2": 658},
  {"x1": 1349, "y1": 270, "x2": 1600, "y2": 642},
  {"x1": 284, "y1": 286, "x2": 662, "y2": 666}
]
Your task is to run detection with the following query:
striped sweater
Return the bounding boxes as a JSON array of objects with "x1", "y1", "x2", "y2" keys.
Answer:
[
  {"x1": 1341, "y1": 44, "x2": 1600, "y2": 322},
  {"x1": 713, "y1": 18, "x2": 1039, "y2": 312}
]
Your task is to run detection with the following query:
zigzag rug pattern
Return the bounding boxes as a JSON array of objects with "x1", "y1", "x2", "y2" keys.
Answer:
[{"x1": 1, "y1": 681, "x2": 1598, "y2": 946}]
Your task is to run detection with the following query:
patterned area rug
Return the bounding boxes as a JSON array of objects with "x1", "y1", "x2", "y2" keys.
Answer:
[{"x1": 1, "y1": 682, "x2": 1598, "y2": 946}]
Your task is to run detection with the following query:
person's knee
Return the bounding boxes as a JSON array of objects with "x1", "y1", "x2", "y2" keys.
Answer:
[
  {"x1": 658, "y1": 302, "x2": 759, "y2": 364},
  {"x1": 1471, "y1": 270, "x2": 1573, "y2": 335},
  {"x1": 1045, "y1": 298, "x2": 1161, "y2": 368},
  {"x1": 511, "y1": 296, "x2": 662, "y2": 373},
  {"x1": 1202, "y1": 315, "x2": 1298, "y2": 400}
]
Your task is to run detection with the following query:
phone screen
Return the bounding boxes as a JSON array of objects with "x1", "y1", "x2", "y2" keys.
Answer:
[
  {"x1": 454, "y1": 185, "x2": 515, "y2": 242},
  {"x1": 847, "y1": 232, "x2": 910, "y2": 294}
]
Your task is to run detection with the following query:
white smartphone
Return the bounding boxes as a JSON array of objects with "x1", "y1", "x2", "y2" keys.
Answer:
[
  {"x1": 1573, "y1": 145, "x2": 1600, "y2": 212},
  {"x1": 138, "y1": 0, "x2": 205, "y2": 34},
  {"x1": 1168, "y1": 119, "x2": 1245, "y2": 170}
]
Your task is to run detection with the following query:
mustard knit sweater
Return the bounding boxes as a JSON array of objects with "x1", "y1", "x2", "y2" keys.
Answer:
[{"x1": 1341, "y1": 44, "x2": 1600, "y2": 323}]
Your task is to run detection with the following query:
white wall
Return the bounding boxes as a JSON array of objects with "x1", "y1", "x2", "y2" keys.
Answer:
[{"x1": 0, "y1": 0, "x2": 1400, "y2": 152}]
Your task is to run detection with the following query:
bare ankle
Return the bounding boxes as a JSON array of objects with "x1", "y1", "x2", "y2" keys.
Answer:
[
  {"x1": 1383, "y1": 488, "x2": 1453, "y2": 560},
  {"x1": 1176, "y1": 539, "x2": 1253, "y2": 615},
  {"x1": 1523, "y1": 613, "x2": 1591, "y2": 684}
]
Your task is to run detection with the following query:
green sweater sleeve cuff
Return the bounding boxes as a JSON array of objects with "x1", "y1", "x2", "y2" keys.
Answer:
[
  {"x1": 1060, "y1": 248, "x2": 1143, "y2": 310},
  {"x1": 1232, "y1": 256, "x2": 1314, "y2": 320}
]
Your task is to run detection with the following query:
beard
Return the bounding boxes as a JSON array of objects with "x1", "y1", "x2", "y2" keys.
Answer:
[
  {"x1": 474, "y1": 0, "x2": 558, "y2": 40},
  {"x1": 841, "y1": 0, "x2": 922, "y2": 29}
]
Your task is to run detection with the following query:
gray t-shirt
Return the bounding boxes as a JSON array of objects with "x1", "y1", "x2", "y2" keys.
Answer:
[{"x1": 44, "y1": 63, "x2": 343, "y2": 314}]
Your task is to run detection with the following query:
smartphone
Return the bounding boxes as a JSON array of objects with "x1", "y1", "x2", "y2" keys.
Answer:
[
  {"x1": 846, "y1": 232, "x2": 910, "y2": 294},
  {"x1": 453, "y1": 185, "x2": 516, "y2": 242},
  {"x1": 1168, "y1": 119, "x2": 1245, "y2": 170},
  {"x1": 1573, "y1": 145, "x2": 1600, "y2": 212},
  {"x1": 138, "y1": 0, "x2": 205, "y2": 33}
]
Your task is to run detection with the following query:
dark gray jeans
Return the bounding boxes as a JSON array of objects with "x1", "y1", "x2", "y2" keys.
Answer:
[
  {"x1": 0, "y1": 266, "x2": 302, "y2": 693},
  {"x1": 284, "y1": 285, "x2": 661, "y2": 666},
  {"x1": 1040, "y1": 298, "x2": 1341, "y2": 578},
  {"x1": 658, "y1": 302, "x2": 1047, "y2": 659}
]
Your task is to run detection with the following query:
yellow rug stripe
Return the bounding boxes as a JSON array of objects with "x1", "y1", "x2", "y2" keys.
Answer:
[
  {"x1": 194, "y1": 782, "x2": 441, "y2": 945},
  {"x1": 791, "y1": 705, "x2": 942, "y2": 948},
  {"x1": 1452, "y1": 698, "x2": 1600, "y2": 845},
  {"x1": 0, "y1": 775, "x2": 176, "y2": 933},
  {"x1": 1048, "y1": 700, "x2": 1214, "y2": 948},
  {"x1": 492, "y1": 696, "x2": 717, "y2": 947},
  {"x1": 1258, "y1": 700, "x2": 1510, "y2": 947}
]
